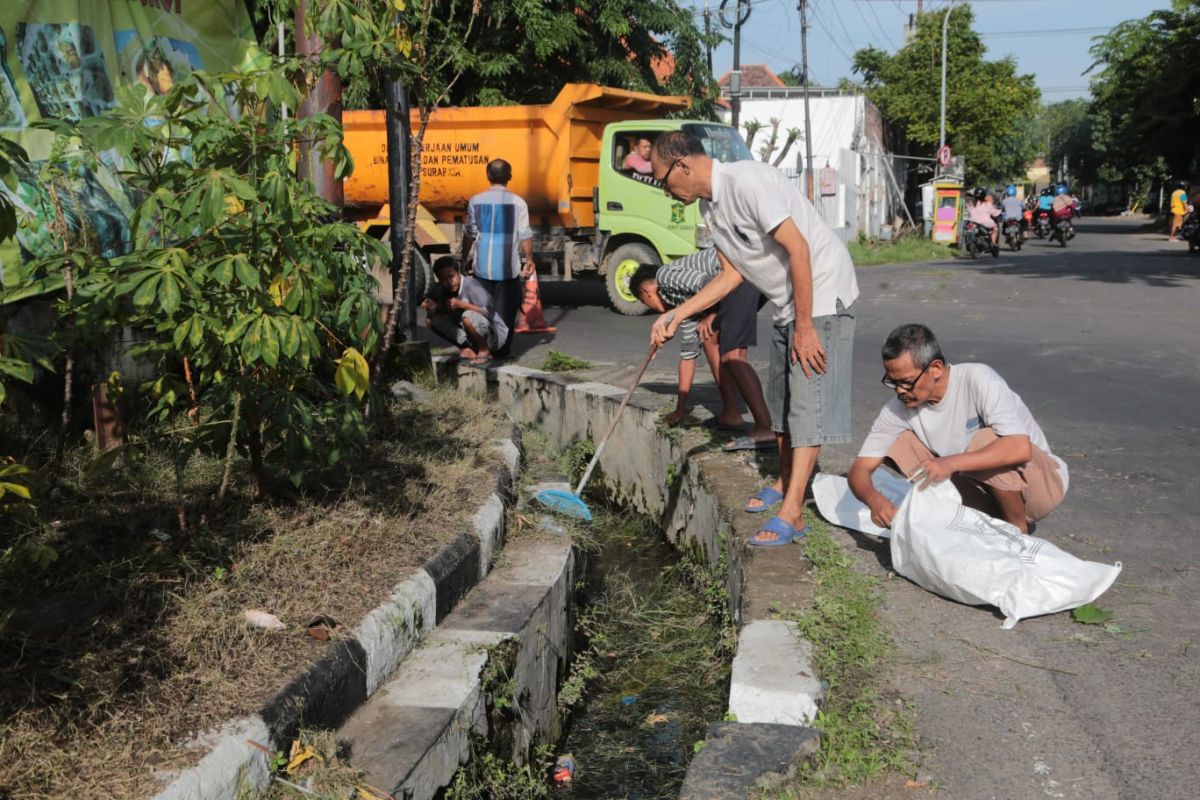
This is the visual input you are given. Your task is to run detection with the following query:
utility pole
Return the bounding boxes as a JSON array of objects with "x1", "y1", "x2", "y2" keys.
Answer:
[
  {"x1": 703, "y1": 3, "x2": 713, "y2": 77},
  {"x1": 719, "y1": 0, "x2": 752, "y2": 130},
  {"x1": 383, "y1": 79, "x2": 414, "y2": 341},
  {"x1": 938, "y1": 0, "x2": 956, "y2": 170},
  {"x1": 799, "y1": 0, "x2": 814, "y2": 200}
]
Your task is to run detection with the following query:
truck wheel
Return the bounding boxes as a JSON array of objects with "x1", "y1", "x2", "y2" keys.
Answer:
[{"x1": 604, "y1": 242, "x2": 657, "y2": 315}]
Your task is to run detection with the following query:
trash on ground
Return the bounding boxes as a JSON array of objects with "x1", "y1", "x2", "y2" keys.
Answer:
[
  {"x1": 620, "y1": 694, "x2": 638, "y2": 705},
  {"x1": 285, "y1": 739, "x2": 323, "y2": 774},
  {"x1": 304, "y1": 615, "x2": 342, "y2": 641},
  {"x1": 553, "y1": 753, "x2": 576, "y2": 783},
  {"x1": 242, "y1": 609, "x2": 286, "y2": 631}
]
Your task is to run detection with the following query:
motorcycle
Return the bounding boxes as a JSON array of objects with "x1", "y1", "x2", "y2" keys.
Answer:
[
  {"x1": 1181, "y1": 209, "x2": 1200, "y2": 253},
  {"x1": 1049, "y1": 209, "x2": 1074, "y2": 247},
  {"x1": 1032, "y1": 208, "x2": 1052, "y2": 239},
  {"x1": 1002, "y1": 217, "x2": 1023, "y2": 251},
  {"x1": 962, "y1": 220, "x2": 999, "y2": 259}
]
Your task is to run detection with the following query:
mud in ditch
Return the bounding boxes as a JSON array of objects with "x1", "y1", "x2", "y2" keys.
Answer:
[{"x1": 554, "y1": 509, "x2": 732, "y2": 800}]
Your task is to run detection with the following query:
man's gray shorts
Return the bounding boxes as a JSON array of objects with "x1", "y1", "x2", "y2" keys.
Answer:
[
  {"x1": 767, "y1": 301, "x2": 855, "y2": 447},
  {"x1": 430, "y1": 310, "x2": 497, "y2": 349}
]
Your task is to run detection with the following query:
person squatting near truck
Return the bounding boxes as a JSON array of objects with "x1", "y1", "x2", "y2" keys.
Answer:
[
  {"x1": 629, "y1": 249, "x2": 776, "y2": 452},
  {"x1": 422, "y1": 256, "x2": 509, "y2": 369},
  {"x1": 460, "y1": 158, "x2": 536, "y2": 358},
  {"x1": 648, "y1": 130, "x2": 860, "y2": 547},
  {"x1": 847, "y1": 324, "x2": 1068, "y2": 535}
]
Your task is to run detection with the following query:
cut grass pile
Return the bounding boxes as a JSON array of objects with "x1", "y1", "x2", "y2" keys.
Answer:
[
  {"x1": 0, "y1": 386, "x2": 509, "y2": 800},
  {"x1": 848, "y1": 234, "x2": 955, "y2": 267},
  {"x1": 764, "y1": 522, "x2": 916, "y2": 795},
  {"x1": 541, "y1": 351, "x2": 593, "y2": 372}
]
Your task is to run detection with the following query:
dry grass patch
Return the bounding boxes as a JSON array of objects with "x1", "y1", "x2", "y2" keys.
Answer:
[{"x1": 0, "y1": 386, "x2": 509, "y2": 799}]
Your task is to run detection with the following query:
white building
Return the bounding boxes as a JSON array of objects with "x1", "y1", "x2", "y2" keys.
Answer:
[{"x1": 716, "y1": 68, "x2": 901, "y2": 241}]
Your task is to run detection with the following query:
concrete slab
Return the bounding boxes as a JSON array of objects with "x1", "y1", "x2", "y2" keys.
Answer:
[
  {"x1": 680, "y1": 721, "x2": 820, "y2": 800},
  {"x1": 728, "y1": 620, "x2": 823, "y2": 726}
]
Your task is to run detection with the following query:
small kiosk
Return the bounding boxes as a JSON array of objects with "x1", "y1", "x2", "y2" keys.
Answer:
[{"x1": 931, "y1": 179, "x2": 964, "y2": 244}]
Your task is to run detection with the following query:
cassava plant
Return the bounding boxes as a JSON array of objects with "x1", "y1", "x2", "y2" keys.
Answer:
[{"x1": 25, "y1": 66, "x2": 385, "y2": 500}]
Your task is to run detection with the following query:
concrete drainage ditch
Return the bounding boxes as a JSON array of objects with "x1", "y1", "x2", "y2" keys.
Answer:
[{"x1": 153, "y1": 357, "x2": 824, "y2": 800}]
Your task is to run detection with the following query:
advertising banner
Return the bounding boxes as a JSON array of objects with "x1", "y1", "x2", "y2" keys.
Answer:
[{"x1": 0, "y1": 0, "x2": 256, "y2": 285}]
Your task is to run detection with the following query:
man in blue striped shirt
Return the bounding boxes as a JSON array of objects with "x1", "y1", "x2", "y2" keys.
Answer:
[{"x1": 461, "y1": 160, "x2": 535, "y2": 357}]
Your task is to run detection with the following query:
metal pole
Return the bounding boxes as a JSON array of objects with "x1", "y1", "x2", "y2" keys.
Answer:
[
  {"x1": 938, "y1": 0, "x2": 955, "y2": 166},
  {"x1": 383, "y1": 80, "x2": 413, "y2": 341},
  {"x1": 799, "y1": 0, "x2": 814, "y2": 200},
  {"x1": 731, "y1": 0, "x2": 744, "y2": 130},
  {"x1": 721, "y1": 0, "x2": 751, "y2": 131}
]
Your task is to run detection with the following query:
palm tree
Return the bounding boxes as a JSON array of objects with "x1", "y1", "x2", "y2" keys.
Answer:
[
  {"x1": 758, "y1": 118, "x2": 781, "y2": 162},
  {"x1": 773, "y1": 127, "x2": 803, "y2": 167},
  {"x1": 742, "y1": 119, "x2": 764, "y2": 150}
]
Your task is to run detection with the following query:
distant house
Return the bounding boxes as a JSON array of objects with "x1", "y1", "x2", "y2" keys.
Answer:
[{"x1": 716, "y1": 65, "x2": 899, "y2": 241}]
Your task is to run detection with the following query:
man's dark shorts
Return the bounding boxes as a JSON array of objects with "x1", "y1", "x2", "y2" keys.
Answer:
[{"x1": 715, "y1": 281, "x2": 766, "y2": 355}]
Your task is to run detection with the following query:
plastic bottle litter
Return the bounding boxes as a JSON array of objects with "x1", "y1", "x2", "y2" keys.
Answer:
[
  {"x1": 620, "y1": 694, "x2": 638, "y2": 705},
  {"x1": 553, "y1": 753, "x2": 576, "y2": 783}
]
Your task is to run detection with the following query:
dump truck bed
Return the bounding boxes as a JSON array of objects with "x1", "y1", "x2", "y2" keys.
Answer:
[{"x1": 342, "y1": 83, "x2": 690, "y2": 230}]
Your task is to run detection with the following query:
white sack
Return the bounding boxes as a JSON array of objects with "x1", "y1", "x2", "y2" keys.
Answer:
[
  {"x1": 890, "y1": 480, "x2": 1122, "y2": 629},
  {"x1": 812, "y1": 471, "x2": 911, "y2": 539}
]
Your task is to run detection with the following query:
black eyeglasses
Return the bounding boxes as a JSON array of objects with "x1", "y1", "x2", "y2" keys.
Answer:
[
  {"x1": 881, "y1": 361, "x2": 932, "y2": 391},
  {"x1": 658, "y1": 158, "x2": 682, "y2": 194}
]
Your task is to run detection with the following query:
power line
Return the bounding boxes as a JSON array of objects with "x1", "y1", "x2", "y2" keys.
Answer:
[
  {"x1": 982, "y1": 27, "x2": 1112, "y2": 38},
  {"x1": 809, "y1": 3, "x2": 858, "y2": 63}
]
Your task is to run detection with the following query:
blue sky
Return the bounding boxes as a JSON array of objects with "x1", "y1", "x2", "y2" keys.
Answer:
[{"x1": 700, "y1": 0, "x2": 1172, "y2": 101}]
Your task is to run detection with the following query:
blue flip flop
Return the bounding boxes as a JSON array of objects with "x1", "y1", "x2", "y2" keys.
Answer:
[
  {"x1": 723, "y1": 435, "x2": 776, "y2": 452},
  {"x1": 749, "y1": 516, "x2": 811, "y2": 547},
  {"x1": 744, "y1": 486, "x2": 783, "y2": 513}
]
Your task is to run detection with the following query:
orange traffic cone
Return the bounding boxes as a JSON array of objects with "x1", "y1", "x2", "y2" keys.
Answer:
[{"x1": 515, "y1": 272, "x2": 557, "y2": 333}]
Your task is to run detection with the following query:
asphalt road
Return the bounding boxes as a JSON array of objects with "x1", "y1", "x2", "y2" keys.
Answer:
[{"x1": 418, "y1": 217, "x2": 1200, "y2": 798}]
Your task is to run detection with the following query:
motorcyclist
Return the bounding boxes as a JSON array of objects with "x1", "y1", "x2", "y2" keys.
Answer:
[
  {"x1": 966, "y1": 187, "x2": 1000, "y2": 248},
  {"x1": 1050, "y1": 184, "x2": 1077, "y2": 240},
  {"x1": 1001, "y1": 184, "x2": 1025, "y2": 234}
]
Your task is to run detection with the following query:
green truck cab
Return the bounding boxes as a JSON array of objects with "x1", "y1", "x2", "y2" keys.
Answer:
[{"x1": 597, "y1": 120, "x2": 752, "y2": 314}]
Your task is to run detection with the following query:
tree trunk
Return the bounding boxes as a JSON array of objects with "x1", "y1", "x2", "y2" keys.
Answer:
[
  {"x1": 216, "y1": 388, "x2": 242, "y2": 505},
  {"x1": 773, "y1": 135, "x2": 798, "y2": 167}
]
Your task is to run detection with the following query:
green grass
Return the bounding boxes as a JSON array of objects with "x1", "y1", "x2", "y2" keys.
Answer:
[
  {"x1": 764, "y1": 524, "x2": 916, "y2": 794},
  {"x1": 848, "y1": 233, "x2": 955, "y2": 267}
]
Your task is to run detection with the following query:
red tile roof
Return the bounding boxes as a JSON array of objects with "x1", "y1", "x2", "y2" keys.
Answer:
[{"x1": 717, "y1": 64, "x2": 785, "y2": 89}]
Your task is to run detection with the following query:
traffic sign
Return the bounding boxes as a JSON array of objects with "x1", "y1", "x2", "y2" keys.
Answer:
[{"x1": 937, "y1": 145, "x2": 952, "y2": 167}]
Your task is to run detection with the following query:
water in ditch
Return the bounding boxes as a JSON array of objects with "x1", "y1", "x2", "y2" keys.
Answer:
[{"x1": 554, "y1": 508, "x2": 732, "y2": 800}]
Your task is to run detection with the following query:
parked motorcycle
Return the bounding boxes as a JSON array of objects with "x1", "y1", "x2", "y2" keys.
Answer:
[
  {"x1": 962, "y1": 220, "x2": 999, "y2": 259},
  {"x1": 1002, "y1": 218, "x2": 1023, "y2": 251},
  {"x1": 1049, "y1": 209, "x2": 1074, "y2": 247},
  {"x1": 1032, "y1": 208, "x2": 1052, "y2": 239}
]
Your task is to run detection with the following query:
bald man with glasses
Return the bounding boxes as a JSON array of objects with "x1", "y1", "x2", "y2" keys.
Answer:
[{"x1": 848, "y1": 324, "x2": 1068, "y2": 534}]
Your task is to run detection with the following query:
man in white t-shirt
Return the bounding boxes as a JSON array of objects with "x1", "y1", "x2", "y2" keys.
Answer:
[
  {"x1": 848, "y1": 324, "x2": 1068, "y2": 534},
  {"x1": 648, "y1": 130, "x2": 860, "y2": 547}
]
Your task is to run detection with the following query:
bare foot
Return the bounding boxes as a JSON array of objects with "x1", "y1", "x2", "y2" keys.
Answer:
[{"x1": 664, "y1": 409, "x2": 686, "y2": 427}]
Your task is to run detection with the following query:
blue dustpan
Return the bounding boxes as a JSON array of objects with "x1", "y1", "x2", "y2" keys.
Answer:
[{"x1": 532, "y1": 487, "x2": 593, "y2": 521}]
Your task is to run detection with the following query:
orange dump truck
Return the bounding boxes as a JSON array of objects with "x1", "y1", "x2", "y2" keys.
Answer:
[{"x1": 342, "y1": 83, "x2": 751, "y2": 314}]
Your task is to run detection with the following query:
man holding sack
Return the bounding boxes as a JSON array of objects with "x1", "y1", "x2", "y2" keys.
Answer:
[{"x1": 848, "y1": 324, "x2": 1068, "y2": 534}]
